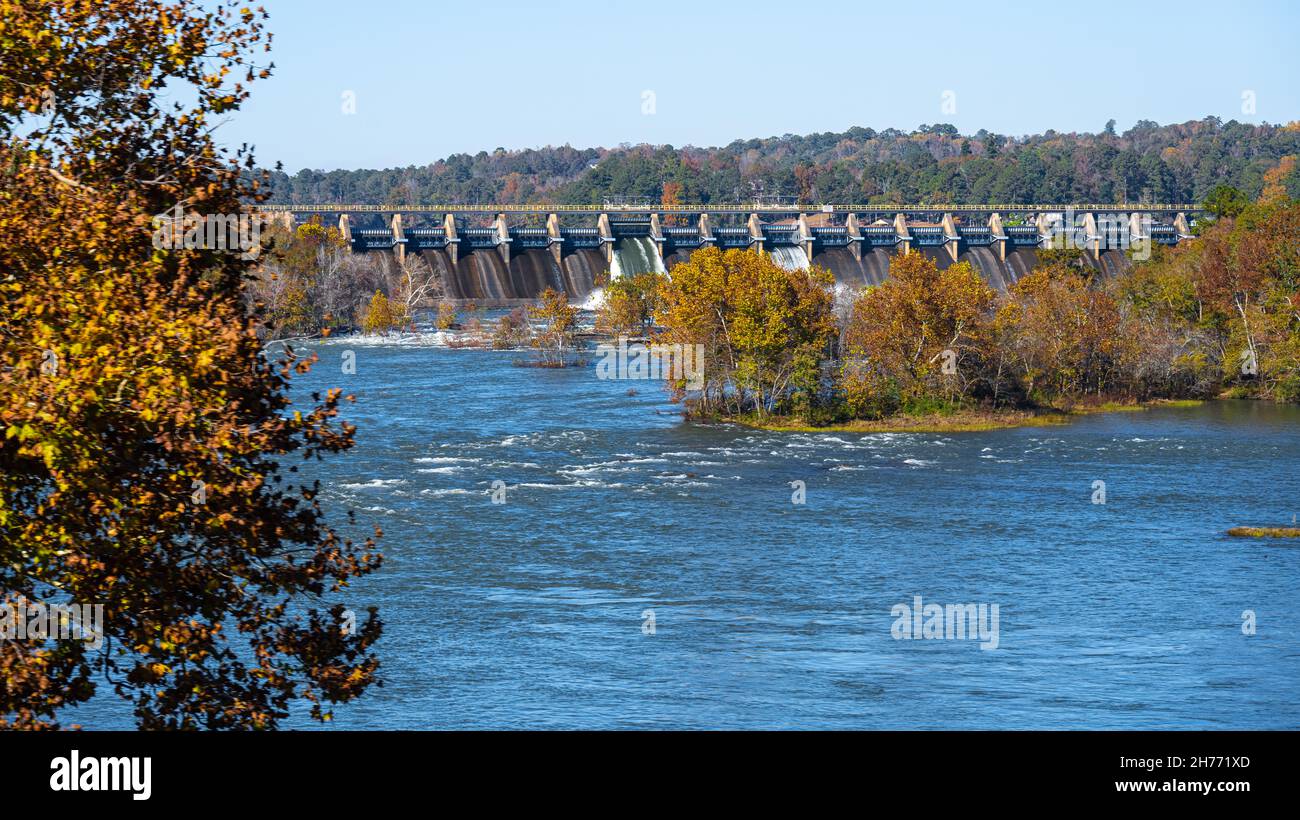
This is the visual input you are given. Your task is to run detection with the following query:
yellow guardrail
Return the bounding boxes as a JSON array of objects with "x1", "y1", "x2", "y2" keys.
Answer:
[{"x1": 253, "y1": 203, "x2": 1200, "y2": 213}]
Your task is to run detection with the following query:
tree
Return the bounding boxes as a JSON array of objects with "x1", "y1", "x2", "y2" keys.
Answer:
[
  {"x1": 596, "y1": 271, "x2": 664, "y2": 337},
  {"x1": 0, "y1": 1, "x2": 381, "y2": 729},
  {"x1": 262, "y1": 118, "x2": 1300, "y2": 209},
  {"x1": 530, "y1": 287, "x2": 579, "y2": 366},
  {"x1": 661, "y1": 181, "x2": 683, "y2": 225},
  {"x1": 492, "y1": 307, "x2": 532, "y2": 350},
  {"x1": 1107, "y1": 242, "x2": 1214, "y2": 398},
  {"x1": 842, "y1": 253, "x2": 996, "y2": 408},
  {"x1": 1194, "y1": 201, "x2": 1300, "y2": 400},
  {"x1": 1259, "y1": 155, "x2": 1297, "y2": 206},
  {"x1": 360, "y1": 290, "x2": 400, "y2": 334},
  {"x1": 1202, "y1": 184, "x2": 1249, "y2": 220},
  {"x1": 655, "y1": 248, "x2": 836, "y2": 418},
  {"x1": 1003, "y1": 265, "x2": 1127, "y2": 399},
  {"x1": 392, "y1": 252, "x2": 441, "y2": 327},
  {"x1": 436, "y1": 300, "x2": 458, "y2": 330},
  {"x1": 252, "y1": 219, "x2": 354, "y2": 337}
]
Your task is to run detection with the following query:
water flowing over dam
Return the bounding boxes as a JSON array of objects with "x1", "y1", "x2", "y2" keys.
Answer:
[
  {"x1": 767, "y1": 246, "x2": 810, "y2": 272},
  {"x1": 419, "y1": 247, "x2": 608, "y2": 304},
  {"x1": 579, "y1": 238, "x2": 662, "y2": 310},
  {"x1": 771, "y1": 245, "x2": 1116, "y2": 291},
  {"x1": 290, "y1": 205, "x2": 1196, "y2": 301},
  {"x1": 507, "y1": 249, "x2": 563, "y2": 297},
  {"x1": 610, "y1": 237, "x2": 665, "y2": 279},
  {"x1": 417, "y1": 249, "x2": 519, "y2": 302},
  {"x1": 808, "y1": 248, "x2": 892, "y2": 287},
  {"x1": 560, "y1": 249, "x2": 606, "y2": 297}
]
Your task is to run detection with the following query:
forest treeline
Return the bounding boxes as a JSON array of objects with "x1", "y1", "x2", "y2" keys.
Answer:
[{"x1": 264, "y1": 118, "x2": 1300, "y2": 207}]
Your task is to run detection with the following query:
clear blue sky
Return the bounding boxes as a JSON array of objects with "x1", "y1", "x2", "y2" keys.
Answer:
[{"x1": 222, "y1": 0, "x2": 1300, "y2": 172}]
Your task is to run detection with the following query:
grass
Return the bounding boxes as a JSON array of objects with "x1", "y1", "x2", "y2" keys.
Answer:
[
  {"x1": 1227, "y1": 527, "x2": 1300, "y2": 538},
  {"x1": 721, "y1": 408, "x2": 1072, "y2": 434},
  {"x1": 1047, "y1": 398, "x2": 1205, "y2": 415},
  {"x1": 717, "y1": 398, "x2": 1208, "y2": 434}
]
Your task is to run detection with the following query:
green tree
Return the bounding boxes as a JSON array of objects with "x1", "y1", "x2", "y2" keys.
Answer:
[{"x1": 1202, "y1": 184, "x2": 1249, "y2": 220}]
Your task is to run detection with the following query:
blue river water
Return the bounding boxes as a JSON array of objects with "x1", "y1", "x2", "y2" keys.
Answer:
[{"x1": 76, "y1": 339, "x2": 1300, "y2": 729}]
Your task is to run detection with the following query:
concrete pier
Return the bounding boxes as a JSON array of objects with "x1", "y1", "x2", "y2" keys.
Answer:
[
  {"x1": 894, "y1": 214, "x2": 912, "y2": 255},
  {"x1": 988, "y1": 213, "x2": 1008, "y2": 262},
  {"x1": 845, "y1": 213, "x2": 863, "y2": 261},
  {"x1": 390, "y1": 213, "x2": 405, "y2": 263}
]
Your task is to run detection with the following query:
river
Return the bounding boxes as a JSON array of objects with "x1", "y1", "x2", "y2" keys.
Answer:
[
  {"x1": 271, "y1": 338, "x2": 1300, "y2": 730},
  {"x1": 75, "y1": 338, "x2": 1300, "y2": 729}
]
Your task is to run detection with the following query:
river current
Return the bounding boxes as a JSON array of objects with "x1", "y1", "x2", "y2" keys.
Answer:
[{"x1": 75, "y1": 338, "x2": 1300, "y2": 729}]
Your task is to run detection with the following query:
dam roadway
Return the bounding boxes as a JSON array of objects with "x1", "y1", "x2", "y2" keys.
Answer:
[{"x1": 255, "y1": 203, "x2": 1201, "y2": 302}]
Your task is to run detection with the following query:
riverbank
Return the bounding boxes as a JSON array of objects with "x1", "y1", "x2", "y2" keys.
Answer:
[
  {"x1": 717, "y1": 399, "x2": 1207, "y2": 434},
  {"x1": 1228, "y1": 526, "x2": 1300, "y2": 538}
]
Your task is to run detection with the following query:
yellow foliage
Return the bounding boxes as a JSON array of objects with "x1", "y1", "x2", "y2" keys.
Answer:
[
  {"x1": 0, "y1": 0, "x2": 382, "y2": 730},
  {"x1": 656, "y1": 248, "x2": 835, "y2": 417}
]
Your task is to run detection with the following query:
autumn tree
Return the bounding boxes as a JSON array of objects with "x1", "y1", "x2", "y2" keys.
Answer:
[
  {"x1": 596, "y1": 271, "x2": 664, "y2": 338},
  {"x1": 252, "y1": 219, "x2": 350, "y2": 337},
  {"x1": 841, "y1": 253, "x2": 996, "y2": 411},
  {"x1": 492, "y1": 307, "x2": 532, "y2": 350},
  {"x1": 0, "y1": 1, "x2": 381, "y2": 729},
  {"x1": 1259, "y1": 156, "x2": 1298, "y2": 206},
  {"x1": 1002, "y1": 265, "x2": 1127, "y2": 400},
  {"x1": 251, "y1": 217, "x2": 413, "y2": 338},
  {"x1": 661, "y1": 181, "x2": 683, "y2": 226},
  {"x1": 436, "y1": 300, "x2": 458, "y2": 330},
  {"x1": 656, "y1": 248, "x2": 836, "y2": 418},
  {"x1": 530, "y1": 287, "x2": 579, "y2": 366},
  {"x1": 360, "y1": 290, "x2": 400, "y2": 335},
  {"x1": 1112, "y1": 244, "x2": 1218, "y2": 398},
  {"x1": 1191, "y1": 201, "x2": 1300, "y2": 400}
]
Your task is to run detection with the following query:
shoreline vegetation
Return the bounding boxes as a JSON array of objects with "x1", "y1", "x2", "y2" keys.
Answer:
[
  {"x1": 1228, "y1": 527, "x2": 1300, "y2": 538},
  {"x1": 279, "y1": 313, "x2": 1246, "y2": 434},
  {"x1": 716, "y1": 398, "x2": 1209, "y2": 434}
]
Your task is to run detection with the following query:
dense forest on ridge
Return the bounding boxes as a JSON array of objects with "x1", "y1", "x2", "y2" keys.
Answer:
[{"x1": 263, "y1": 118, "x2": 1300, "y2": 206}]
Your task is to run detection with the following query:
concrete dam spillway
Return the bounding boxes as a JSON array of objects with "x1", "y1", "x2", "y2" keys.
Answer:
[
  {"x1": 416, "y1": 247, "x2": 606, "y2": 303},
  {"x1": 762, "y1": 245, "x2": 1057, "y2": 289},
  {"x1": 767, "y1": 246, "x2": 810, "y2": 272},
  {"x1": 289, "y1": 205, "x2": 1198, "y2": 302},
  {"x1": 610, "y1": 236, "x2": 666, "y2": 279}
]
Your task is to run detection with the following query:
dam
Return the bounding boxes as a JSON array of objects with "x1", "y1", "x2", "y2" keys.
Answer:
[{"x1": 259, "y1": 204, "x2": 1200, "y2": 302}]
